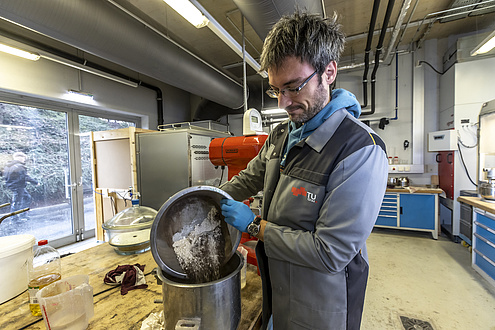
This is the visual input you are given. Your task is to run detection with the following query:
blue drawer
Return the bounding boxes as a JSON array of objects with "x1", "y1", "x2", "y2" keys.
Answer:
[
  {"x1": 476, "y1": 212, "x2": 495, "y2": 231},
  {"x1": 475, "y1": 222, "x2": 495, "y2": 244},
  {"x1": 375, "y1": 216, "x2": 397, "y2": 227},
  {"x1": 474, "y1": 233, "x2": 495, "y2": 262},
  {"x1": 381, "y1": 202, "x2": 397, "y2": 208},
  {"x1": 474, "y1": 249, "x2": 495, "y2": 281},
  {"x1": 379, "y1": 210, "x2": 397, "y2": 217}
]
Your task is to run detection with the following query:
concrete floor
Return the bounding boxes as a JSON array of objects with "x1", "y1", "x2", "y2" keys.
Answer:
[{"x1": 363, "y1": 228, "x2": 495, "y2": 330}]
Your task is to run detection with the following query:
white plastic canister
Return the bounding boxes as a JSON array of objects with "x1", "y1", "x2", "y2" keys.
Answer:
[{"x1": 0, "y1": 234, "x2": 36, "y2": 303}]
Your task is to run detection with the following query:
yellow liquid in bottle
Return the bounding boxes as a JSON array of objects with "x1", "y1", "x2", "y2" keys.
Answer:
[{"x1": 28, "y1": 273, "x2": 62, "y2": 316}]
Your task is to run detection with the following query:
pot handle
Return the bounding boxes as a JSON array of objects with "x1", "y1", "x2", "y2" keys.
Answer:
[
  {"x1": 175, "y1": 318, "x2": 201, "y2": 330},
  {"x1": 152, "y1": 268, "x2": 162, "y2": 285}
]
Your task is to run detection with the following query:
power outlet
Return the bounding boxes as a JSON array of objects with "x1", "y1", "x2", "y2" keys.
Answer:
[{"x1": 425, "y1": 164, "x2": 438, "y2": 173}]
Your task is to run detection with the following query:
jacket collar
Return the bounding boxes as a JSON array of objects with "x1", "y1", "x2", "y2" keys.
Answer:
[{"x1": 304, "y1": 109, "x2": 348, "y2": 152}]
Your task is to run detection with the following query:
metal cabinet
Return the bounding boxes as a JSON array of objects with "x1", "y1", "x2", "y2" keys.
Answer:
[
  {"x1": 376, "y1": 193, "x2": 399, "y2": 227},
  {"x1": 375, "y1": 193, "x2": 438, "y2": 239},
  {"x1": 473, "y1": 209, "x2": 495, "y2": 288},
  {"x1": 136, "y1": 128, "x2": 230, "y2": 211}
]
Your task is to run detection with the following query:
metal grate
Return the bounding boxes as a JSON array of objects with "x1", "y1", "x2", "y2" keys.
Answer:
[{"x1": 400, "y1": 316, "x2": 434, "y2": 330}]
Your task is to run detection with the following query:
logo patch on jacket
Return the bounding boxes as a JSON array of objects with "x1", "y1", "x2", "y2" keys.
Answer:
[{"x1": 291, "y1": 186, "x2": 317, "y2": 203}]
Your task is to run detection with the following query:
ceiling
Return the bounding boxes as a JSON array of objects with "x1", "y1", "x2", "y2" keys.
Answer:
[
  {"x1": 0, "y1": 0, "x2": 495, "y2": 113},
  {"x1": 123, "y1": 0, "x2": 495, "y2": 77}
]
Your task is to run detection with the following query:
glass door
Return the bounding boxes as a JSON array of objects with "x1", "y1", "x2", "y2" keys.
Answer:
[{"x1": 0, "y1": 103, "x2": 75, "y2": 246}]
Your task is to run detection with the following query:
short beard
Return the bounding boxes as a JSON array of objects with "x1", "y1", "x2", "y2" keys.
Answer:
[{"x1": 289, "y1": 83, "x2": 329, "y2": 124}]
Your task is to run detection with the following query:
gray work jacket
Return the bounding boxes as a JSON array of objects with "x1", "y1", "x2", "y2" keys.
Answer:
[{"x1": 221, "y1": 109, "x2": 388, "y2": 329}]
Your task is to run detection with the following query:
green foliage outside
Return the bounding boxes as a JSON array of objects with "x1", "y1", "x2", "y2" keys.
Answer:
[{"x1": 0, "y1": 102, "x2": 133, "y2": 209}]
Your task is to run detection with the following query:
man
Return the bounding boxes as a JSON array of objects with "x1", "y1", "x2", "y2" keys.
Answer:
[
  {"x1": 220, "y1": 12, "x2": 388, "y2": 330},
  {"x1": 3, "y1": 151, "x2": 37, "y2": 220}
]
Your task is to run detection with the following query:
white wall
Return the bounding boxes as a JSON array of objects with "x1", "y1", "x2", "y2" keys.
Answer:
[
  {"x1": 0, "y1": 52, "x2": 192, "y2": 129},
  {"x1": 338, "y1": 37, "x2": 495, "y2": 186},
  {"x1": 337, "y1": 52, "x2": 417, "y2": 174}
]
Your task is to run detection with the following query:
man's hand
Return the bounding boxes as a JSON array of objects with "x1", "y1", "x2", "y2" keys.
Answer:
[{"x1": 220, "y1": 198, "x2": 255, "y2": 233}]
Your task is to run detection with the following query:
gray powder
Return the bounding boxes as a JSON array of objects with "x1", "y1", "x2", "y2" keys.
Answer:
[{"x1": 172, "y1": 207, "x2": 226, "y2": 283}]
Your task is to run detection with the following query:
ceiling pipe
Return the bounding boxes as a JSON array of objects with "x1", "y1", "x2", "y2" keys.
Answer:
[
  {"x1": 362, "y1": 0, "x2": 396, "y2": 116},
  {"x1": 416, "y1": 2, "x2": 495, "y2": 48},
  {"x1": 0, "y1": 0, "x2": 244, "y2": 109},
  {"x1": 411, "y1": 0, "x2": 495, "y2": 47},
  {"x1": 382, "y1": 0, "x2": 412, "y2": 65},
  {"x1": 361, "y1": 0, "x2": 381, "y2": 109}
]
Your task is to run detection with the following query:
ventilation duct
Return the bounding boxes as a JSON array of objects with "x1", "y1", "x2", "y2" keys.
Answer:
[
  {"x1": 0, "y1": 0, "x2": 244, "y2": 109},
  {"x1": 233, "y1": 0, "x2": 325, "y2": 40}
]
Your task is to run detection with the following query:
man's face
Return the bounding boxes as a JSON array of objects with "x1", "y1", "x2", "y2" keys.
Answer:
[
  {"x1": 267, "y1": 57, "x2": 336, "y2": 124},
  {"x1": 15, "y1": 156, "x2": 26, "y2": 163}
]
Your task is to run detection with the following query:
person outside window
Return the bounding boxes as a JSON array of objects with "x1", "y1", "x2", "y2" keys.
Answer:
[
  {"x1": 2, "y1": 151, "x2": 38, "y2": 221},
  {"x1": 219, "y1": 12, "x2": 388, "y2": 330}
]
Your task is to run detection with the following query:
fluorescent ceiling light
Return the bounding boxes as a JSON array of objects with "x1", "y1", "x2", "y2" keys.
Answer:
[
  {"x1": 163, "y1": 0, "x2": 209, "y2": 28},
  {"x1": 188, "y1": 0, "x2": 267, "y2": 78},
  {"x1": 0, "y1": 43, "x2": 40, "y2": 61},
  {"x1": 471, "y1": 30, "x2": 495, "y2": 56},
  {"x1": 261, "y1": 109, "x2": 287, "y2": 115},
  {"x1": 66, "y1": 89, "x2": 96, "y2": 104}
]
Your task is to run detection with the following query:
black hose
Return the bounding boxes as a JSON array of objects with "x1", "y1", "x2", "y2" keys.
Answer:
[
  {"x1": 362, "y1": 0, "x2": 396, "y2": 116},
  {"x1": 361, "y1": 0, "x2": 382, "y2": 109}
]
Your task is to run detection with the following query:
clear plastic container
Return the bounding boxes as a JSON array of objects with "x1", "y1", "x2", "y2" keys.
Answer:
[
  {"x1": 28, "y1": 239, "x2": 62, "y2": 316},
  {"x1": 36, "y1": 275, "x2": 94, "y2": 330},
  {"x1": 102, "y1": 199, "x2": 158, "y2": 255}
]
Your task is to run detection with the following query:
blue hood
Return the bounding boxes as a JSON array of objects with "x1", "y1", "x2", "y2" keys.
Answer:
[{"x1": 281, "y1": 88, "x2": 361, "y2": 166}]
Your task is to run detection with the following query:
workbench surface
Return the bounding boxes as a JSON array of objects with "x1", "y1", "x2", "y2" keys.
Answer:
[
  {"x1": 1, "y1": 242, "x2": 262, "y2": 330},
  {"x1": 457, "y1": 196, "x2": 495, "y2": 214}
]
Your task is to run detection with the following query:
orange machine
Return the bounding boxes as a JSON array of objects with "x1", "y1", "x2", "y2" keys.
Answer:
[
  {"x1": 209, "y1": 135, "x2": 268, "y2": 180},
  {"x1": 210, "y1": 134, "x2": 268, "y2": 273}
]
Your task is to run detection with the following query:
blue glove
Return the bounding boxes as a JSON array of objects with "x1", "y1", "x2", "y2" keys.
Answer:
[{"x1": 220, "y1": 198, "x2": 256, "y2": 233}]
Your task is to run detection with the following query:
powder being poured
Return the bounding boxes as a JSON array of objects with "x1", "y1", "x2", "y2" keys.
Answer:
[{"x1": 172, "y1": 207, "x2": 226, "y2": 283}]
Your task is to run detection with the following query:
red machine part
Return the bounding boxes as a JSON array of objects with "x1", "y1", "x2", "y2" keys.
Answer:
[{"x1": 209, "y1": 135, "x2": 268, "y2": 180}]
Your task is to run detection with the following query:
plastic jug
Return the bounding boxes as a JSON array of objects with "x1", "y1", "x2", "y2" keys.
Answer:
[
  {"x1": 36, "y1": 275, "x2": 94, "y2": 330},
  {"x1": 28, "y1": 239, "x2": 62, "y2": 316}
]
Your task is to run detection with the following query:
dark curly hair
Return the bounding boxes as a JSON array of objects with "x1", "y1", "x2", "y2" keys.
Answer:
[{"x1": 260, "y1": 12, "x2": 345, "y2": 78}]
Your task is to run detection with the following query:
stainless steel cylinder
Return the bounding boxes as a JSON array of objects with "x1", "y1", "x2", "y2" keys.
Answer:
[{"x1": 157, "y1": 251, "x2": 243, "y2": 330}]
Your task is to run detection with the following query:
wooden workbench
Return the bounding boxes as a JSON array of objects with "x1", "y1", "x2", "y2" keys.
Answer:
[
  {"x1": 1, "y1": 243, "x2": 262, "y2": 330},
  {"x1": 386, "y1": 186, "x2": 444, "y2": 194},
  {"x1": 457, "y1": 196, "x2": 495, "y2": 214}
]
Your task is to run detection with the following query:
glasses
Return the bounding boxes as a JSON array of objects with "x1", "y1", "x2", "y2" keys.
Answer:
[{"x1": 265, "y1": 70, "x2": 318, "y2": 99}]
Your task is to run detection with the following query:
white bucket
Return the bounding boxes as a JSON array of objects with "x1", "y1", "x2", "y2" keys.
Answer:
[{"x1": 0, "y1": 234, "x2": 36, "y2": 303}]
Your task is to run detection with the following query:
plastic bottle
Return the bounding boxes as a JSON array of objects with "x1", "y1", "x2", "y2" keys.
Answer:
[{"x1": 28, "y1": 240, "x2": 62, "y2": 316}]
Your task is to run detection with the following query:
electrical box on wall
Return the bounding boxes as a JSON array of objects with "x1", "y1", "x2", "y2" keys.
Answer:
[{"x1": 428, "y1": 130, "x2": 458, "y2": 151}]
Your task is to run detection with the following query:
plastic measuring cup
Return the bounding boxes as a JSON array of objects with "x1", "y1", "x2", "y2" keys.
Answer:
[{"x1": 36, "y1": 275, "x2": 94, "y2": 330}]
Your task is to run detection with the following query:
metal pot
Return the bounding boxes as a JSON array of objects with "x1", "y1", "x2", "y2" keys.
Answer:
[
  {"x1": 398, "y1": 177, "x2": 410, "y2": 188},
  {"x1": 150, "y1": 186, "x2": 241, "y2": 280},
  {"x1": 479, "y1": 181, "x2": 495, "y2": 202},
  {"x1": 387, "y1": 177, "x2": 398, "y2": 188},
  {"x1": 156, "y1": 251, "x2": 243, "y2": 330}
]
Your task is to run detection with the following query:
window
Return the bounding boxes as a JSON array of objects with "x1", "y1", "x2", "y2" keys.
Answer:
[{"x1": 0, "y1": 99, "x2": 137, "y2": 247}]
